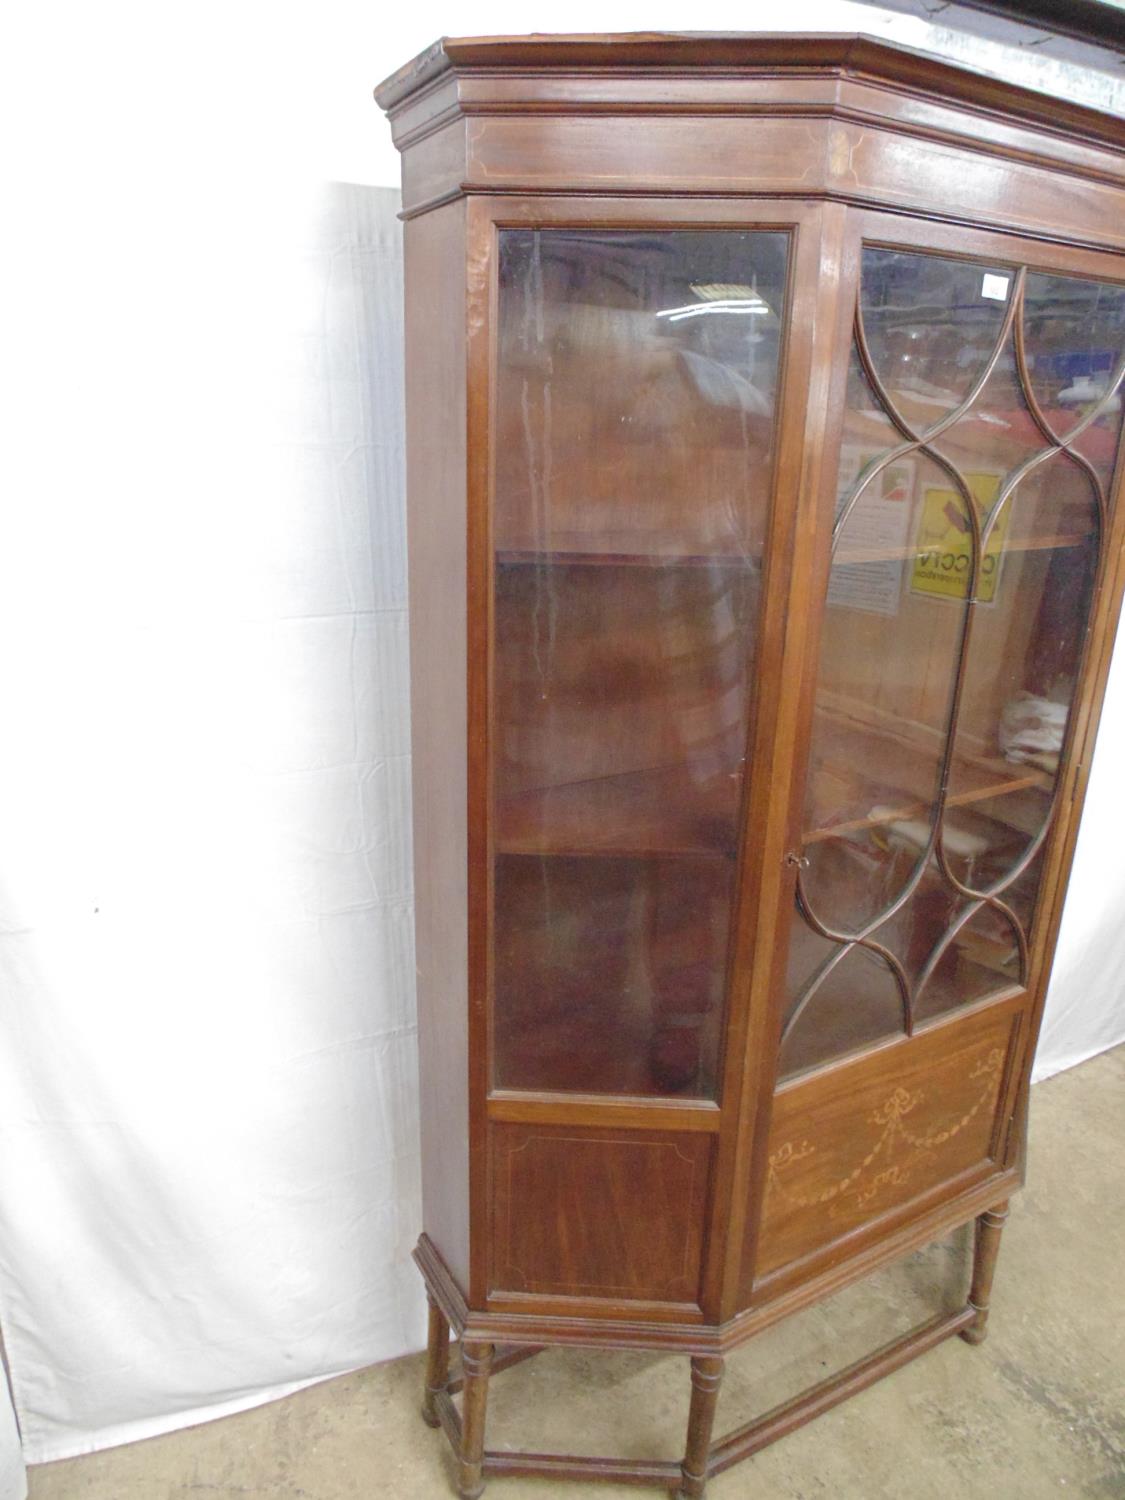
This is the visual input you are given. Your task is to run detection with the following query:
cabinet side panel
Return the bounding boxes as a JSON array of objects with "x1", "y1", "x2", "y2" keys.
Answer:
[
  {"x1": 489, "y1": 1124, "x2": 712, "y2": 1307},
  {"x1": 405, "y1": 201, "x2": 470, "y2": 1293}
]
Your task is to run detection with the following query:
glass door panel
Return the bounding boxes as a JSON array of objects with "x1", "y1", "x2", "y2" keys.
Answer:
[
  {"x1": 781, "y1": 245, "x2": 1125, "y2": 1080},
  {"x1": 491, "y1": 228, "x2": 790, "y2": 1098}
]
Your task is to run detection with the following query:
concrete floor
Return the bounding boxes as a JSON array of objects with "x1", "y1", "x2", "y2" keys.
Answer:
[{"x1": 28, "y1": 1044, "x2": 1125, "y2": 1500}]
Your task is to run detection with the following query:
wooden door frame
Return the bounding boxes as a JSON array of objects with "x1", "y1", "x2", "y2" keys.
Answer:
[
  {"x1": 734, "y1": 204, "x2": 1125, "y2": 1305},
  {"x1": 463, "y1": 194, "x2": 838, "y2": 1318}
]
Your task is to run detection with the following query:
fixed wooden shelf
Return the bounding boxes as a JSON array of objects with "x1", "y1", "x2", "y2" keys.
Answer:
[
  {"x1": 495, "y1": 761, "x2": 743, "y2": 859},
  {"x1": 496, "y1": 532, "x2": 761, "y2": 570},
  {"x1": 832, "y1": 530, "x2": 1090, "y2": 568},
  {"x1": 803, "y1": 697, "x2": 1054, "y2": 847},
  {"x1": 493, "y1": 708, "x2": 1051, "y2": 860},
  {"x1": 804, "y1": 761, "x2": 1051, "y2": 847}
]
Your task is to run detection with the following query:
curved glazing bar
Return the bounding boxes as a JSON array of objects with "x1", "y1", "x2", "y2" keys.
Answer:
[{"x1": 781, "y1": 248, "x2": 1125, "y2": 1079}]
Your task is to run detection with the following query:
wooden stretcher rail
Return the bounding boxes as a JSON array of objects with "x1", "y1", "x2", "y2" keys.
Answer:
[{"x1": 709, "y1": 1305, "x2": 976, "y2": 1475}]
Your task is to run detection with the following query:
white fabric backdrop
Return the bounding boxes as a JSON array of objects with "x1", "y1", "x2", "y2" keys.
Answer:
[
  {"x1": 1035, "y1": 630, "x2": 1125, "y2": 1082},
  {"x1": 0, "y1": 1370, "x2": 22, "y2": 1500},
  {"x1": 2, "y1": 174, "x2": 1123, "y2": 1486},
  {"x1": 1, "y1": 5, "x2": 1124, "y2": 1493},
  {"x1": 0, "y1": 183, "x2": 424, "y2": 1471}
]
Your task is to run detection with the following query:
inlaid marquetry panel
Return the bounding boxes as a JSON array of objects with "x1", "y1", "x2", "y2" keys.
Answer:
[
  {"x1": 490, "y1": 1124, "x2": 712, "y2": 1305},
  {"x1": 753, "y1": 1008, "x2": 1017, "y2": 1285}
]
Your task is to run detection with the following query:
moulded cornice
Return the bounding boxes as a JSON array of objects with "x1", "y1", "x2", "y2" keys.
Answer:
[{"x1": 375, "y1": 32, "x2": 1125, "y2": 156}]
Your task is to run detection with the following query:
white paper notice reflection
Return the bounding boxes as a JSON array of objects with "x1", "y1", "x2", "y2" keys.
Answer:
[{"x1": 827, "y1": 448, "x2": 916, "y2": 616}]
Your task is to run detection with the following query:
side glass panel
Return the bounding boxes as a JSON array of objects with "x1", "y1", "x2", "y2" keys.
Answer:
[
  {"x1": 492, "y1": 229, "x2": 790, "y2": 1098},
  {"x1": 781, "y1": 247, "x2": 1125, "y2": 1079}
]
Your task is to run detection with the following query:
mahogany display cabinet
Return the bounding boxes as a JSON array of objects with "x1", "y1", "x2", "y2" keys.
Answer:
[{"x1": 375, "y1": 33, "x2": 1125, "y2": 1498}]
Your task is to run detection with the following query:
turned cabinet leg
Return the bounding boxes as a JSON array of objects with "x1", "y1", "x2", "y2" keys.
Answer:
[
  {"x1": 962, "y1": 1200, "x2": 1010, "y2": 1346},
  {"x1": 457, "y1": 1341, "x2": 494, "y2": 1500},
  {"x1": 679, "y1": 1355, "x2": 724, "y2": 1499},
  {"x1": 422, "y1": 1295, "x2": 451, "y2": 1428}
]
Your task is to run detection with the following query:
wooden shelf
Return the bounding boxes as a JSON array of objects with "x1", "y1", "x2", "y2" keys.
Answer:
[
  {"x1": 496, "y1": 709, "x2": 1051, "y2": 859},
  {"x1": 804, "y1": 768, "x2": 1047, "y2": 846},
  {"x1": 496, "y1": 531, "x2": 761, "y2": 570},
  {"x1": 803, "y1": 696, "x2": 1053, "y2": 847},
  {"x1": 832, "y1": 531, "x2": 1090, "y2": 567},
  {"x1": 496, "y1": 761, "x2": 743, "y2": 859}
]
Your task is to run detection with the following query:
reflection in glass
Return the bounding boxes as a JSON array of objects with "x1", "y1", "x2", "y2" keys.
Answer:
[
  {"x1": 804, "y1": 443, "x2": 968, "y2": 938},
  {"x1": 492, "y1": 230, "x2": 790, "y2": 1098},
  {"x1": 782, "y1": 938, "x2": 904, "y2": 1080},
  {"x1": 494, "y1": 857, "x2": 733, "y2": 1096},
  {"x1": 1023, "y1": 272, "x2": 1125, "y2": 439},
  {"x1": 781, "y1": 249, "x2": 1125, "y2": 1080},
  {"x1": 933, "y1": 347, "x2": 1042, "y2": 498},
  {"x1": 914, "y1": 902, "x2": 1022, "y2": 1025},
  {"x1": 860, "y1": 248, "x2": 1010, "y2": 422},
  {"x1": 1023, "y1": 273, "x2": 1125, "y2": 497},
  {"x1": 942, "y1": 457, "x2": 1100, "y2": 896}
]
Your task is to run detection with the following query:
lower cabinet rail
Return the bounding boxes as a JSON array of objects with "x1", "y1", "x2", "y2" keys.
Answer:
[
  {"x1": 708, "y1": 1306, "x2": 974, "y2": 1478},
  {"x1": 422, "y1": 1299, "x2": 981, "y2": 1497}
]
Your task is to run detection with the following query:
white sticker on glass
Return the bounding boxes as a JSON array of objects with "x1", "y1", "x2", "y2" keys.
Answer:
[{"x1": 981, "y1": 273, "x2": 1010, "y2": 301}]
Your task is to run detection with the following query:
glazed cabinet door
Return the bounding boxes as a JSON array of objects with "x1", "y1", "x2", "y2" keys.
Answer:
[
  {"x1": 490, "y1": 222, "x2": 792, "y2": 1100},
  {"x1": 748, "y1": 217, "x2": 1125, "y2": 1298},
  {"x1": 475, "y1": 201, "x2": 823, "y2": 1316}
]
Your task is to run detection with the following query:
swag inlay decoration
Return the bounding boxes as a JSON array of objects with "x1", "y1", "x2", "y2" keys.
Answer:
[{"x1": 767, "y1": 1044, "x2": 1007, "y2": 1219}]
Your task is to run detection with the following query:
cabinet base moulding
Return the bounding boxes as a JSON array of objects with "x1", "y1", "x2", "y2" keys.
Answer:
[{"x1": 413, "y1": 1177, "x2": 1016, "y2": 1497}]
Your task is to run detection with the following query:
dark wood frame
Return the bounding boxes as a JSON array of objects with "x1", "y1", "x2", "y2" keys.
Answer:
[{"x1": 379, "y1": 33, "x2": 1125, "y2": 1498}]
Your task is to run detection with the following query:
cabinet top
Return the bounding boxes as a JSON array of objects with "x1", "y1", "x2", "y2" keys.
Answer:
[{"x1": 374, "y1": 31, "x2": 1124, "y2": 149}]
